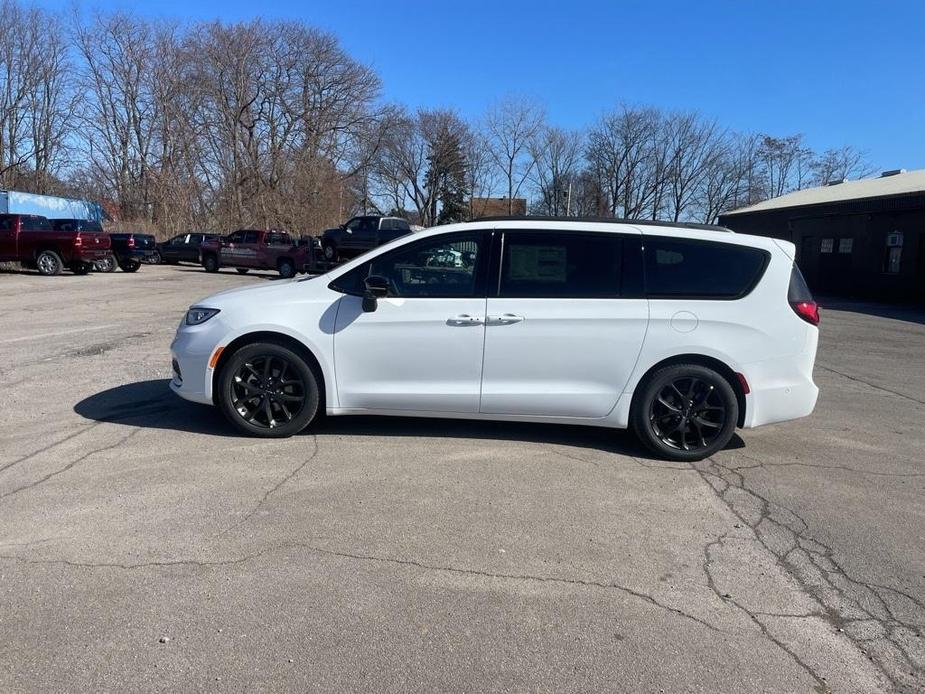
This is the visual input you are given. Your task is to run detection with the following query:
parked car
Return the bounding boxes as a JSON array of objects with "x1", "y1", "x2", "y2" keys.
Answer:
[
  {"x1": 170, "y1": 217, "x2": 820, "y2": 462},
  {"x1": 0, "y1": 213, "x2": 111, "y2": 275},
  {"x1": 319, "y1": 215, "x2": 412, "y2": 262},
  {"x1": 95, "y1": 233, "x2": 158, "y2": 272},
  {"x1": 155, "y1": 232, "x2": 222, "y2": 265},
  {"x1": 199, "y1": 229, "x2": 308, "y2": 279}
]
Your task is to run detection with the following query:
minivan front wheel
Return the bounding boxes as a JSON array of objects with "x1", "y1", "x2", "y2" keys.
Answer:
[
  {"x1": 632, "y1": 364, "x2": 738, "y2": 461},
  {"x1": 217, "y1": 342, "x2": 319, "y2": 438}
]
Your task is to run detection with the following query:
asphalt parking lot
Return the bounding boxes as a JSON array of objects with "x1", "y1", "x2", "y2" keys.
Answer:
[{"x1": 1, "y1": 265, "x2": 923, "y2": 693}]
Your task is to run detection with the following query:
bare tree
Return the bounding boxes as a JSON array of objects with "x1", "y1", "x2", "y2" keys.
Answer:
[
  {"x1": 529, "y1": 126, "x2": 583, "y2": 216},
  {"x1": 812, "y1": 145, "x2": 875, "y2": 186},
  {"x1": 484, "y1": 96, "x2": 544, "y2": 213}
]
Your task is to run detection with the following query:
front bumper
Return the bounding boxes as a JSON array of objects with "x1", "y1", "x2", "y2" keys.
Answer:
[{"x1": 170, "y1": 320, "x2": 225, "y2": 406}]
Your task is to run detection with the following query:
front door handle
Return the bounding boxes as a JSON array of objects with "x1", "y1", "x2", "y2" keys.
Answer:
[
  {"x1": 487, "y1": 314, "x2": 525, "y2": 325},
  {"x1": 447, "y1": 314, "x2": 485, "y2": 326}
]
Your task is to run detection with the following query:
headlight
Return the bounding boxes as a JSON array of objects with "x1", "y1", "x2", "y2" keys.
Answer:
[{"x1": 185, "y1": 307, "x2": 220, "y2": 325}]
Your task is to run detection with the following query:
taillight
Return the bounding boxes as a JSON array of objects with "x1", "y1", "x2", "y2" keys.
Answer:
[
  {"x1": 791, "y1": 300, "x2": 820, "y2": 325},
  {"x1": 788, "y1": 263, "x2": 819, "y2": 325},
  {"x1": 74, "y1": 234, "x2": 82, "y2": 247},
  {"x1": 127, "y1": 235, "x2": 135, "y2": 248}
]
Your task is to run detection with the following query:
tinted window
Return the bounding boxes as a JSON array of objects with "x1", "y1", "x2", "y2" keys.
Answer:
[
  {"x1": 644, "y1": 237, "x2": 769, "y2": 299},
  {"x1": 242, "y1": 231, "x2": 259, "y2": 244},
  {"x1": 22, "y1": 216, "x2": 51, "y2": 231},
  {"x1": 189, "y1": 235, "x2": 202, "y2": 244},
  {"x1": 0, "y1": 217, "x2": 10, "y2": 231},
  {"x1": 226, "y1": 231, "x2": 245, "y2": 243},
  {"x1": 499, "y1": 231, "x2": 624, "y2": 298},
  {"x1": 330, "y1": 232, "x2": 484, "y2": 298}
]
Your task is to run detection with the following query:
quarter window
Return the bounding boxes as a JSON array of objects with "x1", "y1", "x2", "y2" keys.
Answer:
[
  {"x1": 644, "y1": 238, "x2": 769, "y2": 299},
  {"x1": 330, "y1": 232, "x2": 485, "y2": 298},
  {"x1": 498, "y1": 232, "x2": 625, "y2": 298}
]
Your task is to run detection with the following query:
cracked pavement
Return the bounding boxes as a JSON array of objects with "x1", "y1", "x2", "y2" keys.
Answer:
[{"x1": 1, "y1": 266, "x2": 922, "y2": 692}]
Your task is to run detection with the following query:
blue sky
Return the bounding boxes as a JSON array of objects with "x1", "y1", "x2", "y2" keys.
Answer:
[{"x1": 46, "y1": 0, "x2": 924, "y2": 170}]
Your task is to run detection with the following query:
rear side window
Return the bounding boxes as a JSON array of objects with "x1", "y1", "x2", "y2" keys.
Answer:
[
  {"x1": 644, "y1": 237, "x2": 769, "y2": 299},
  {"x1": 499, "y1": 231, "x2": 624, "y2": 298},
  {"x1": 22, "y1": 216, "x2": 51, "y2": 231}
]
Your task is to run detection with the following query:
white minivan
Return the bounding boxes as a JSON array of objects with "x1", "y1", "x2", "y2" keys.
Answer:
[{"x1": 170, "y1": 218, "x2": 819, "y2": 461}]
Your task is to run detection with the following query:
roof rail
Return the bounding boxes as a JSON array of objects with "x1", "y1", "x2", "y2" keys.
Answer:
[{"x1": 473, "y1": 215, "x2": 732, "y2": 232}]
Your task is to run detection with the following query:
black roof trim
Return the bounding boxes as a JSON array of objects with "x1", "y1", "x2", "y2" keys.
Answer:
[{"x1": 474, "y1": 215, "x2": 732, "y2": 232}]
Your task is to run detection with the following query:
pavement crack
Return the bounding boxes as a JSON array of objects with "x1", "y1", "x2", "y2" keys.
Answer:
[
  {"x1": 816, "y1": 364, "x2": 925, "y2": 407},
  {"x1": 213, "y1": 436, "x2": 319, "y2": 539},
  {"x1": 0, "y1": 428, "x2": 141, "y2": 502},
  {"x1": 0, "y1": 422, "x2": 100, "y2": 475},
  {"x1": 695, "y1": 456, "x2": 923, "y2": 691},
  {"x1": 2, "y1": 539, "x2": 722, "y2": 634}
]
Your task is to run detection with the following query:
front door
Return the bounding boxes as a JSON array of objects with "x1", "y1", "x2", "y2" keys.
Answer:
[
  {"x1": 480, "y1": 230, "x2": 648, "y2": 419},
  {"x1": 331, "y1": 231, "x2": 489, "y2": 412}
]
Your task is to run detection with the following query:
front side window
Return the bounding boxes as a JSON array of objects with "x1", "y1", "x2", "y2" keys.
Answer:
[
  {"x1": 226, "y1": 231, "x2": 245, "y2": 243},
  {"x1": 499, "y1": 231, "x2": 624, "y2": 298},
  {"x1": 242, "y1": 231, "x2": 259, "y2": 244},
  {"x1": 644, "y1": 237, "x2": 770, "y2": 299},
  {"x1": 330, "y1": 232, "x2": 485, "y2": 298}
]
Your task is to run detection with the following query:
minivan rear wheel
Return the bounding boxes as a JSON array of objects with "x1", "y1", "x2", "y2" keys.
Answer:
[
  {"x1": 217, "y1": 342, "x2": 319, "y2": 438},
  {"x1": 631, "y1": 364, "x2": 738, "y2": 462}
]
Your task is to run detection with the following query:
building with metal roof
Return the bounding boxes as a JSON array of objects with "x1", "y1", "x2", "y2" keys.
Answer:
[{"x1": 719, "y1": 169, "x2": 925, "y2": 302}]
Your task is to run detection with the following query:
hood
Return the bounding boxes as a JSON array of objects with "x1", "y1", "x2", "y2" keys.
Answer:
[{"x1": 191, "y1": 276, "x2": 321, "y2": 309}]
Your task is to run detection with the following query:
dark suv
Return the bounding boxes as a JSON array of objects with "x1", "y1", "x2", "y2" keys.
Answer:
[
  {"x1": 319, "y1": 216, "x2": 412, "y2": 262},
  {"x1": 155, "y1": 232, "x2": 221, "y2": 265}
]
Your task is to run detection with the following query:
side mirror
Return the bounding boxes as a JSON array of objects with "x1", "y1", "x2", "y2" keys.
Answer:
[{"x1": 362, "y1": 275, "x2": 389, "y2": 312}]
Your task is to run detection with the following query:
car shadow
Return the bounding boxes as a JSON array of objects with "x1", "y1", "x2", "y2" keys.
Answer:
[
  {"x1": 74, "y1": 379, "x2": 744, "y2": 459},
  {"x1": 168, "y1": 267, "x2": 291, "y2": 281}
]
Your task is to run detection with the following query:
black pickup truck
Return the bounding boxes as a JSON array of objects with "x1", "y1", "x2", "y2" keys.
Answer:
[
  {"x1": 319, "y1": 215, "x2": 412, "y2": 262},
  {"x1": 98, "y1": 233, "x2": 157, "y2": 272}
]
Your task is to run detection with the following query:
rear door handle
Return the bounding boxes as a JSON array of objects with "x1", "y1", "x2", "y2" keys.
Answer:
[
  {"x1": 487, "y1": 314, "x2": 525, "y2": 325},
  {"x1": 447, "y1": 314, "x2": 485, "y2": 326}
]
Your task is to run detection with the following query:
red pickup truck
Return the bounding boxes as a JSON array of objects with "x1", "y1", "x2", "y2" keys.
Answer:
[
  {"x1": 0, "y1": 213, "x2": 112, "y2": 275},
  {"x1": 199, "y1": 229, "x2": 309, "y2": 279}
]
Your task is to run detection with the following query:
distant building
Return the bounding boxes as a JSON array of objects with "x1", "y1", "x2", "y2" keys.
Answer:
[
  {"x1": 719, "y1": 170, "x2": 925, "y2": 302},
  {"x1": 470, "y1": 197, "x2": 527, "y2": 218}
]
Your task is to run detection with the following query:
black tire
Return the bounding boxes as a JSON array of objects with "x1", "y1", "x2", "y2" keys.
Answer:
[
  {"x1": 277, "y1": 258, "x2": 295, "y2": 279},
  {"x1": 631, "y1": 364, "x2": 738, "y2": 462},
  {"x1": 151, "y1": 250, "x2": 163, "y2": 264},
  {"x1": 35, "y1": 250, "x2": 63, "y2": 276},
  {"x1": 95, "y1": 255, "x2": 118, "y2": 273},
  {"x1": 236, "y1": 267, "x2": 250, "y2": 274},
  {"x1": 71, "y1": 262, "x2": 91, "y2": 275},
  {"x1": 322, "y1": 242, "x2": 337, "y2": 262},
  {"x1": 119, "y1": 259, "x2": 141, "y2": 273},
  {"x1": 202, "y1": 254, "x2": 219, "y2": 273},
  {"x1": 216, "y1": 342, "x2": 320, "y2": 438}
]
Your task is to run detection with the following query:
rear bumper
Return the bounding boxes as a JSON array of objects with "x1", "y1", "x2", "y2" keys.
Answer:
[
  {"x1": 74, "y1": 249, "x2": 112, "y2": 262},
  {"x1": 742, "y1": 328, "x2": 819, "y2": 428},
  {"x1": 119, "y1": 249, "x2": 157, "y2": 261}
]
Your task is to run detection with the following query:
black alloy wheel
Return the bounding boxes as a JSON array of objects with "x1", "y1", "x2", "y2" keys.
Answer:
[
  {"x1": 632, "y1": 364, "x2": 737, "y2": 461},
  {"x1": 151, "y1": 250, "x2": 163, "y2": 264},
  {"x1": 217, "y1": 342, "x2": 319, "y2": 438}
]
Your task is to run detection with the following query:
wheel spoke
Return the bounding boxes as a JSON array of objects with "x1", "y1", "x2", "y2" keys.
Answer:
[{"x1": 656, "y1": 394, "x2": 681, "y2": 412}]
